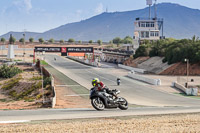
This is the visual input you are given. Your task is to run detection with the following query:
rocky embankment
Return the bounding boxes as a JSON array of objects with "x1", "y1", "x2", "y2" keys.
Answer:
[{"x1": 124, "y1": 57, "x2": 200, "y2": 76}]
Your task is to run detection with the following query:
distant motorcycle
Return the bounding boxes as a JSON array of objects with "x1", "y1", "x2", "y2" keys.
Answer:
[
  {"x1": 117, "y1": 78, "x2": 121, "y2": 86},
  {"x1": 90, "y1": 88, "x2": 128, "y2": 111}
]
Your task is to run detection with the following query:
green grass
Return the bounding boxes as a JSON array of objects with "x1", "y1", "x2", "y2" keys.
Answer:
[
  {"x1": 34, "y1": 59, "x2": 49, "y2": 65},
  {"x1": 40, "y1": 60, "x2": 48, "y2": 65},
  {"x1": 14, "y1": 59, "x2": 22, "y2": 62}
]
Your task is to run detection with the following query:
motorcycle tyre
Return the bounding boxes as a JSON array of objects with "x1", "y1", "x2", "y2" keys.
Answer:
[
  {"x1": 91, "y1": 97, "x2": 105, "y2": 111},
  {"x1": 118, "y1": 98, "x2": 128, "y2": 110}
]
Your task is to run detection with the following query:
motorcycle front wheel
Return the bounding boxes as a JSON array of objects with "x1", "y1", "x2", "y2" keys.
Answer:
[
  {"x1": 118, "y1": 97, "x2": 128, "y2": 110},
  {"x1": 91, "y1": 97, "x2": 105, "y2": 111}
]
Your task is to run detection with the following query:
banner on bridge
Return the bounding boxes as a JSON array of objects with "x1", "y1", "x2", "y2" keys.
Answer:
[
  {"x1": 66, "y1": 47, "x2": 93, "y2": 53},
  {"x1": 35, "y1": 47, "x2": 61, "y2": 52}
]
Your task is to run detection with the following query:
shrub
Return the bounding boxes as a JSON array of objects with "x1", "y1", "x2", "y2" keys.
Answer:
[
  {"x1": 30, "y1": 76, "x2": 42, "y2": 81},
  {"x1": 0, "y1": 65, "x2": 22, "y2": 78},
  {"x1": 36, "y1": 94, "x2": 43, "y2": 100},
  {"x1": 1, "y1": 77, "x2": 21, "y2": 90},
  {"x1": 8, "y1": 90, "x2": 17, "y2": 98},
  {"x1": 15, "y1": 82, "x2": 42, "y2": 100},
  {"x1": 43, "y1": 77, "x2": 51, "y2": 88}
]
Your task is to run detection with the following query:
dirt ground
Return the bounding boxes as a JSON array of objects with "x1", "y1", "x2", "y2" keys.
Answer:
[
  {"x1": 0, "y1": 65, "x2": 47, "y2": 110},
  {"x1": 0, "y1": 56, "x2": 91, "y2": 110},
  {"x1": 54, "y1": 78, "x2": 91, "y2": 109},
  {"x1": 1, "y1": 113, "x2": 200, "y2": 132}
]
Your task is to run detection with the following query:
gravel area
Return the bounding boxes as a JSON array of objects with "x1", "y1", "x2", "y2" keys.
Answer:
[{"x1": 1, "y1": 113, "x2": 200, "y2": 132}]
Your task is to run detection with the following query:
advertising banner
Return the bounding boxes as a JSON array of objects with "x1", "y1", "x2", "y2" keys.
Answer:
[
  {"x1": 67, "y1": 47, "x2": 93, "y2": 53},
  {"x1": 35, "y1": 47, "x2": 61, "y2": 52}
]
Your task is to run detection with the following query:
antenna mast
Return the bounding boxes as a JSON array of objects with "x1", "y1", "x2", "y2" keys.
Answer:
[
  {"x1": 154, "y1": 0, "x2": 157, "y2": 19},
  {"x1": 146, "y1": 0, "x2": 152, "y2": 19}
]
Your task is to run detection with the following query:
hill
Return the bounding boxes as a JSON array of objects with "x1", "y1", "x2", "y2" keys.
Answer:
[{"x1": 1, "y1": 3, "x2": 200, "y2": 41}]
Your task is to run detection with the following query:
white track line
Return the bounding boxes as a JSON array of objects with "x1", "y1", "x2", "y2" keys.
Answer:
[
  {"x1": 0, "y1": 120, "x2": 30, "y2": 124},
  {"x1": 64, "y1": 94, "x2": 89, "y2": 97},
  {"x1": 56, "y1": 85, "x2": 80, "y2": 87}
]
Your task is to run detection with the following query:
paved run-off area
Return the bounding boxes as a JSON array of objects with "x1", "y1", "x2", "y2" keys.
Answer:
[
  {"x1": 0, "y1": 113, "x2": 200, "y2": 132},
  {"x1": 44, "y1": 65, "x2": 91, "y2": 108}
]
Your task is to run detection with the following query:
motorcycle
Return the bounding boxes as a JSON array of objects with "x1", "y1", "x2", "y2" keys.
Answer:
[{"x1": 90, "y1": 88, "x2": 128, "y2": 111}]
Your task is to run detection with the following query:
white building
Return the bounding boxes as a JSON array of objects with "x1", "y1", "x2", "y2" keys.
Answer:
[{"x1": 133, "y1": 0, "x2": 164, "y2": 50}]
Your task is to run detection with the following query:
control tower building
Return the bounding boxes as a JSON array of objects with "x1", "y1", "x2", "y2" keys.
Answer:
[{"x1": 133, "y1": 0, "x2": 164, "y2": 49}]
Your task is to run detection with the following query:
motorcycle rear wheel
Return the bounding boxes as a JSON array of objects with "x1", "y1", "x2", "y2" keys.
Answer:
[
  {"x1": 91, "y1": 97, "x2": 105, "y2": 111},
  {"x1": 118, "y1": 98, "x2": 128, "y2": 110}
]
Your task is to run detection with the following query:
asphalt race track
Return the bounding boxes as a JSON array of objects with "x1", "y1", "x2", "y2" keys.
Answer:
[
  {"x1": 45, "y1": 54, "x2": 200, "y2": 107},
  {"x1": 1, "y1": 54, "x2": 200, "y2": 123}
]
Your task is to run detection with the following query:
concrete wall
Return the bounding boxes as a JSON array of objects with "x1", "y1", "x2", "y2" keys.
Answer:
[
  {"x1": 118, "y1": 64, "x2": 146, "y2": 74},
  {"x1": 67, "y1": 56, "x2": 98, "y2": 67},
  {"x1": 51, "y1": 76, "x2": 56, "y2": 108},
  {"x1": 173, "y1": 82, "x2": 198, "y2": 96},
  {"x1": 128, "y1": 72, "x2": 161, "y2": 85},
  {"x1": 42, "y1": 66, "x2": 56, "y2": 108}
]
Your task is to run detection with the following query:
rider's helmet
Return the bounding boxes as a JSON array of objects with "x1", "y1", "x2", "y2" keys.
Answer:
[{"x1": 92, "y1": 78, "x2": 100, "y2": 86}]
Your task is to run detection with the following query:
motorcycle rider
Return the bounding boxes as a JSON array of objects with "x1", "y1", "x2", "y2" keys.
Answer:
[{"x1": 92, "y1": 78, "x2": 113, "y2": 94}]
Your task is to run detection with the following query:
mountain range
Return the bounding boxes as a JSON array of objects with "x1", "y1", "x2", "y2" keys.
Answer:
[{"x1": 1, "y1": 3, "x2": 200, "y2": 42}]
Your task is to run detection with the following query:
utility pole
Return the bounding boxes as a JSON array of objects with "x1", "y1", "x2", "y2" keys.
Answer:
[
  {"x1": 185, "y1": 59, "x2": 189, "y2": 88},
  {"x1": 41, "y1": 53, "x2": 45, "y2": 104},
  {"x1": 23, "y1": 33, "x2": 25, "y2": 62}
]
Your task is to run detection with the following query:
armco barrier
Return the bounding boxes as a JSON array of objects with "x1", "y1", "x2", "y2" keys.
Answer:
[
  {"x1": 128, "y1": 72, "x2": 161, "y2": 85},
  {"x1": 118, "y1": 64, "x2": 146, "y2": 74},
  {"x1": 173, "y1": 82, "x2": 198, "y2": 96}
]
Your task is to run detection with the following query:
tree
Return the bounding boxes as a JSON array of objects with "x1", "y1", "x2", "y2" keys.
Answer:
[
  {"x1": 123, "y1": 36, "x2": 133, "y2": 44},
  {"x1": 60, "y1": 39, "x2": 64, "y2": 44},
  {"x1": 68, "y1": 38, "x2": 75, "y2": 43},
  {"x1": 9, "y1": 36, "x2": 16, "y2": 44},
  {"x1": 134, "y1": 45, "x2": 150, "y2": 58},
  {"x1": 89, "y1": 40, "x2": 93, "y2": 43},
  {"x1": 97, "y1": 40, "x2": 102, "y2": 45},
  {"x1": 38, "y1": 38, "x2": 44, "y2": 44},
  {"x1": 113, "y1": 37, "x2": 122, "y2": 47},
  {"x1": 113, "y1": 37, "x2": 121, "y2": 45},
  {"x1": 29, "y1": 37, "x2": 34, "y2": 43},
  {"x1": 0, "y1": 38, "x2": 6, "y2": 43},
  {"x1": 48, "y1": 38, "x2": 54, "y2": 43},
  {"x1": 191, "y1": 35, "x2": 199, "y2": 43},
  {"x1": 19, "y1": 38, "x2": 25, "y2": 43},
  {"x1": 78, "y1": 40, "x2": 82, "y2": 44}
]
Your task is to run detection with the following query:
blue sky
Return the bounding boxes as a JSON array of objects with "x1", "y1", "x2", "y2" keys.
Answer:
[{"x1": 0, "y1": 0, "x2": 199, "y2": 36}]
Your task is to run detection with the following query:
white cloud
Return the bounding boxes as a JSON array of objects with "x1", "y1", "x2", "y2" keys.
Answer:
[
  {"x1": 13, "y1": 0, "x2": 32, "y2": 13},
  {"x1": 24, "y1": 0, "x2": 32, "y2": 11},
  {"x1": 95, "y1": 3, "x2": 104, "y2": 14}
]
